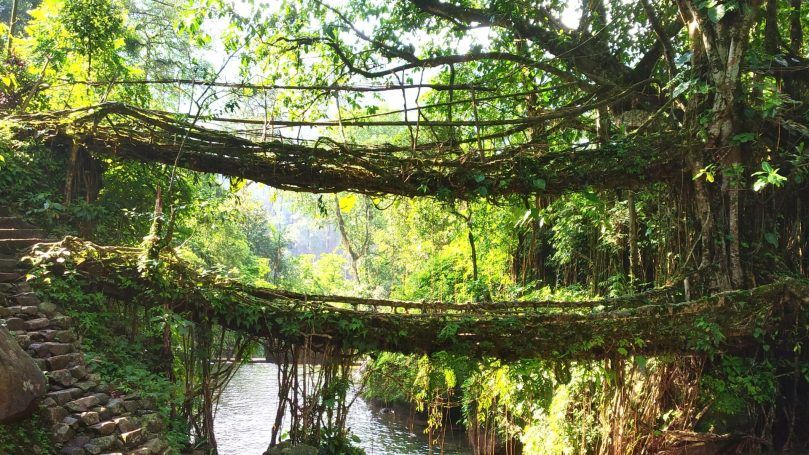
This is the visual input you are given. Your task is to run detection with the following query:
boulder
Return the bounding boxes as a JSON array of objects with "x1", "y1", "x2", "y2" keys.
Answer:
[
  {"x1": 264, "y1": 441, "x2": 318, "y2": 455},
  {"x1": 0, "y1": 325, "x2": 47, "y2": 422}
]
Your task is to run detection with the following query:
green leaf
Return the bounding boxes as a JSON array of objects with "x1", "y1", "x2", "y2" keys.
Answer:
[
  {"x1": 732, "y1": 132, "x2": 755, "y2": 143},
  {"x1": 532, "y1": 178, "x2": 546, "y2": 190},
  {"x1": 672, "y1": 78, "x2": 694, "y2": 98},
  {"x1": 229, "y1": 177, "x2": 247, "y2": 192}
]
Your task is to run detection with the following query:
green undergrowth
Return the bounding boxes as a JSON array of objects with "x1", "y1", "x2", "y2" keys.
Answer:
[
  {"x1": 0, "y1": 144, "x2": 78, "y2": 236},
  {"x1": 0, "y1": 414, "x2": 56, "y2": 455},
  {"x1": 363, "y1": 350, "x2": 795, "y2": 454},
  {"x1": 360, "y1": 283, "x2": 809, "y2": 454}
]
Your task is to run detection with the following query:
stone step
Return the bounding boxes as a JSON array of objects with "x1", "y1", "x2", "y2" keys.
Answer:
[
  {"x1": 45, "y1": 387, "x2": 85, "y2": 405},
  {"x1": 84, "y1": 434, "x2": 125, "y2": 454},
  {"x1": 49, "y1": 315, "x2": 74, "y2": 329},
  {"x1": 104, "y1": 398, "x2": 127, "y2": 416},
  {"x1": 11, "y1": 291, "x2": 40, "y2": 306},
  {"x1": 89, "y1": 419, "x2": 118, "y2": 435},
  {"x1": 25, "y1": 316, "x2": 51, "y2": 330},
  {"x1": 76, "y1": 410, "x2": 101, "y2": 426},
  {"x1": 0, "y1": 257, "x2": 24, "y2": 272},
  {"x1": 13, "y1": 281, "x2": 32, "y2": 293},
  {"x1": 1, "y1": 305, "x2": 41, "y2": 317},
  {"x1": 51, "y1": 329, "x2": 78, "y2": 343},
  {"x1": 0, "y1": 237, "x2": 54, "y2": 253},
  {"x1": 112, "y1": 416, "x2": 140, "y2": 433},
  {"x1": 48, "y1": 368, "x2": 79, "y2": 387},
  {"x1": 28, "y1": 341, "x2": 76, "y2": 357},
  {"x1": 120, "y1": 427, "x2": 145, "y2": 449},
  {"x1": 0, "y1": 271, "x2": 22, "y2": 282},
  {"x1": 3, "y1": 317, "x2": 29, "y2": 331},
  {"x1": 0, "y1": 307, "x2": 37, "y2": 320},
  {"x1": 65, "y1": 393, "x2": 110, "y2": 413},
  {"x1": 47, "y1": 352, "x2": 85, "y2": 371},
  {"x1": 0, "y1": 217, "x2": 36, "y2": 229},
  {"x1": 0, "y1": 228, "x2": 45, "y2": 240},
  {"x1": 26, "y1": 329, "x2": 77, "y2": 345},
  {"x1": 44, "y1": 365, "x2": 89, "y2": 387},
  {"x1": 74, "y1": 378, "x2": 100, "y2": 392}
]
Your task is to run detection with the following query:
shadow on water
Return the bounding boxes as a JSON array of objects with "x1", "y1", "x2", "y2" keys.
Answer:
[{"x1": 214, "y1": 363, "x2": 472, "y2": 455}]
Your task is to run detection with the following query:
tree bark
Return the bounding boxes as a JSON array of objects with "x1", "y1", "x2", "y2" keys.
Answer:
[
  {"x1": 789, "y1": 0, "x2": 803, "y2": 54},
  {"x1": 681, "y1": 0, "x2": 761, "y2": 289},
  {"x1": 627, "y1": 190, "x2": 641, "y2": 284},
  {"x1": 5, "y1": 0, "x2": 17, "y2": 57},
  {"x1": 333, "y1": 194, "x2": 361, "y2": 284},
  {"x1": 64, "y1": 140, "x2": 80, "y2": 205}
]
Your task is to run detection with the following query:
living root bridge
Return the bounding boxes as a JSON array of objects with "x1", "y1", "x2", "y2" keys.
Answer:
[
  {"x1": 29, "y1": 238, "x2": 809, "y2": 361},
  {"x1": 5, "y1": 103, "x2": 681, "y2": 199}
]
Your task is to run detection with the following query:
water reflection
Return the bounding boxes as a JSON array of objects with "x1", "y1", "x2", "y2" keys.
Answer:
[{"x1": 215, "y1": 363, "x2": 471, "y2": 455}]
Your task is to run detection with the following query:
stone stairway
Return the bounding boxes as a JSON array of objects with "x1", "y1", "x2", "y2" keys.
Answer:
[{"x1": 0, "y1": 208, "x2": 171, "y2": 455}]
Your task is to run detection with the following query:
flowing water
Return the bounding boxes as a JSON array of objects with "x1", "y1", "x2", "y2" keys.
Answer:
[{"x1": 215, "y1": 363, "x2": 472, "y2": 455}]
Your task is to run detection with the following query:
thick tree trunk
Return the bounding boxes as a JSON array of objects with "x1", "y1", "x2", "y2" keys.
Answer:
[
  {"x1": 64, "y1": 141, "x2": 80, "y2": 205},
  {"x1": 680, "y1": 0, "x2": 761, "y2": 290},
  {"x1": 789, "y1": 0, "x2": 803, "y2": 54}
]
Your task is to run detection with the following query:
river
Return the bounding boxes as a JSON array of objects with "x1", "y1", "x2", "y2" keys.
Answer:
[{"x1": 214, "y1": 363, "x2": 471, "y2": 455}]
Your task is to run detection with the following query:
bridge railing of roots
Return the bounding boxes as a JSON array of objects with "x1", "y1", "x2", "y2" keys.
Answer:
[{"x1": 23, "y1": 237, "x2": 809, "y2": 449}]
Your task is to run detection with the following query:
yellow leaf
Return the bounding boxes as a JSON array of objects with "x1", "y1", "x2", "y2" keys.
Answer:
[
  {"x1": 338, "y1": 194, "x2": 357, "y2": 213},
  {"x1": 706, "y1": 173, "x2": 714, "y2": 183}
]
